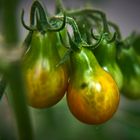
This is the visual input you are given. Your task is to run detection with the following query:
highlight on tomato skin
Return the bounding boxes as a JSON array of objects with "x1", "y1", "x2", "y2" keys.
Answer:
[
  {"x1": 66, "y1": 48, "x2": 120, "y2": 125},
  {"x1": 22, "y1": 31, "x2": 68, "y2": 108}
]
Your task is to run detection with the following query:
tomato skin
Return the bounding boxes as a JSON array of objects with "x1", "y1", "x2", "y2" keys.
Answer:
[
  {"x1": 94, "y1": 39, "x2": 123, "y2": 90},
  {"x1": 117, "y1": 47, "x2": 140, "y2": 99},
  {"x1": 67, "y1": 48, "x2": 120, "y2": 124},
  {"x1": 23, "y1": 31, "x2": 68, "y2": 108}
]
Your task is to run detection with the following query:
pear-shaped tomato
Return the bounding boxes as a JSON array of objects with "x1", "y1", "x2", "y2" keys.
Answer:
[
  {"x1": 22, "y1": 31, "x2": 68, "y2": 108},
  {"x1": 67, "y1": 47, "x2": 120, "y2": 124},
  {"x1": 117, "y1": 46, "x2": 140, "y2": 99},
  {"x1": 94, "y1": 38, "x2": 123, "y2": 90}
]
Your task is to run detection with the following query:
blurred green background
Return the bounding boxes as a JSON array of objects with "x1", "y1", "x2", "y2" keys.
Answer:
[{"x1": 0, "y1": 0, "x2": 140, "y2": 140}]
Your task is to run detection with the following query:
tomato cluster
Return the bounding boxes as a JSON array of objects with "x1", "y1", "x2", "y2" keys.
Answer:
[{"x1": 19, "y1": 0, "x2": 140, "y2": 125}]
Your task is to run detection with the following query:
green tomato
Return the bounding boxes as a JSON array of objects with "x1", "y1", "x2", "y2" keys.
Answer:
[
  {"x1": 22, "y1": 31, "x2": 68, "y2": 108},
  {"x1": 117, "y1": 46, "x2": 140, "y2": 99}
]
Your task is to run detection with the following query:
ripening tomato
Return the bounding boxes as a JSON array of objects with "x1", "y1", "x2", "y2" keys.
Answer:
[
  {"x1": 67, "y1": 47, "x2": 120, "y2": 124},
  {"x1": 22, "y1": 31, "x2": 68, "y2": 108}
]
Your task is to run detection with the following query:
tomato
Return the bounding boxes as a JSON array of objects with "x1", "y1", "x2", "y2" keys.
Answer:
[
  {"x1": 93, "y1": 37, "x2": 123, "y2": 90},
  {"x1": 117, "y1": 46, "x2": 140, "y2": 99},
  {"x1": 67, "y1": 47, "x2": 120, "y2": 124},
  {"x1": 22, "y1": 31, "x2": 68, "y2": 108}
]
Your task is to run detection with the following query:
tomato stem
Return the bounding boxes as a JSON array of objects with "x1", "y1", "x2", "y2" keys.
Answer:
[
  {"x1": 53, "y1": 15, "x2": 103, "y2": 50},
  {"x1": 21, "y1": 10, "x2": 37, "y2": 31},
  {"x1": 67, "y1": 17, "x2": 83, "y2": 44},
  {"x1": 108, "y1": 21, "x2": 122, "y2": 40},
  {"x1": 7, "y1": 63, "x2": 34, "y2": 140},
  {"x1": 33, "y1": 1, "x2": 50, "y2": 30},
  {"x1": 66, "y1": 9, "x2": 110, "y2": 33},
  {"x1": 33, "y1": 0, "x2": 66, "y2": 32},
  {"x1": 0, "y1": 48, "x2": 34, "y2": 140},
  {"x1": 2, "y1": 0, "x2": 19, "y2": 45},
  {"x1": 88, "y1": 14, "x2": 117, "y2": 43}
]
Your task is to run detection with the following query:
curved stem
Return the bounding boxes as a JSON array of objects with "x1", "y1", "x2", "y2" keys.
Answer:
[
  {"x1": 88, "y1": 14, "x2": 117, "y2": 42},
  {"x1": 66, "y1": 9, "x2": 109, "y2": 33},
  {"x1": 51, "y1": 15, "x2": 83, "y2": 44},
  {"x1": 83, "y1": 32, "x2": 103, "y2": 50},
  {"x1": 33, "y1": 1, "x2": 49, "y2": 28},
  {"x1": 108, "y1": 21, "x2": 122, "y2": 40},
  {"x1": 21, "y1": 10, "x2": 36, "y2": 31},
  {"x1": 33, "y1": 0, "x2": 65, "y2": 32},
  {"x1": 52, "y1": 15, "x2": 103, "y2": 50},
  {"x1": 66, "y1": 17, "x2": 83, "y2": 44},
  {"x1": 30, "y1": 1, "x2": 38, "y2": 26},
  {"x1": 89, "y1": 15, "x2": 121, "y2": 43},
  {"x1": 107, "y1": 31, "x2": 117, "y2": 43},
  {"x1": 67, "y1": 31, "x2": 80, "y2": 51},
  {"x1": 47, "y1": 12, "x2": 66, "y2": 32},
  {"x1": 21, "y1": 1, "x2": 48, "y2": 31}
]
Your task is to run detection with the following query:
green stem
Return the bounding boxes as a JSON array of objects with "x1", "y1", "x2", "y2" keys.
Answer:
[
  {"x1": 33, "y1": 1, "x2": 50, "y2": 31},
  {"x1": 108, "y1": 21, "x2": 122, "y2": 40},
  {"x1": 87, "y1": 14, "x2": 117, "y2": 43},
  {"x1": 66, "y1": 17, "x2": 83, "y2": 44},
  {"x1": 52, "y1": 15, "x2": 102, "y2": 50},
  {"x1": 6, "y1": 62, "x2": 34, "y2": 140},
  {"x1": 2, "y1": 0, "x2": 19, "y2": 45},
  {"x1": 0, "y1": 48, "x2": 34, "y2": 140},
  {"x1": 66, "y1": 9, "x2": 109, "y2": 33},
  {"x1": 52, "y1": 16, "x2": 83, "y2": 44}
]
